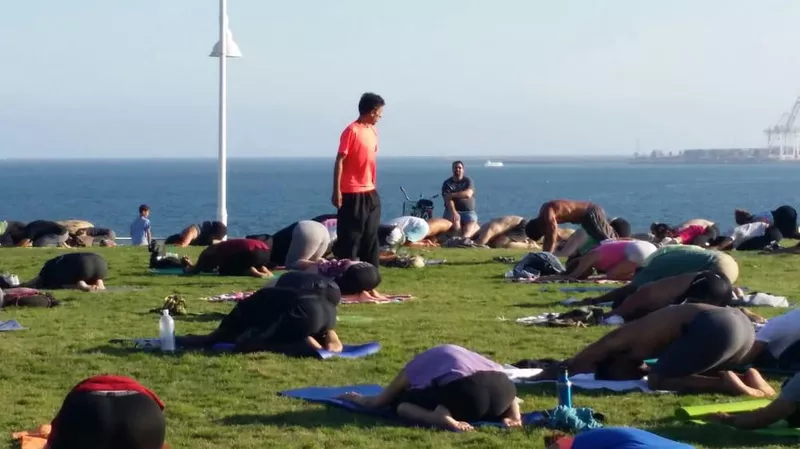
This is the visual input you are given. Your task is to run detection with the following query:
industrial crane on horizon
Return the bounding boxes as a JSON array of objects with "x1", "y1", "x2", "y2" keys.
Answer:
[{"x1": 764, "y1": 96, "x2": 800, "y2": 159}]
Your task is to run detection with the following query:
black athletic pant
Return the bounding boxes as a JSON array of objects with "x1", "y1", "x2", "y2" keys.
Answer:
[
  {"x1": 48, "y1": 391, "x2": 165, "y2": 449},
  {"x1": 334, "y1": 190, "x2": 381, "y2": 268}
]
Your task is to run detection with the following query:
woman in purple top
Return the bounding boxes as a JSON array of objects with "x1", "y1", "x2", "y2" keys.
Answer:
[{"x1": 339, "y1": 344, "x2": 520, "y2": 431}]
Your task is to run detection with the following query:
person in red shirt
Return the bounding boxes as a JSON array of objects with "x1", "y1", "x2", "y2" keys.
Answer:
[
  {"x1": 331, "y1": 92, "x2": 384, "y2": 268},
  {"x1": 181, "y1": 238, "x2": 273, "y2": 278}
]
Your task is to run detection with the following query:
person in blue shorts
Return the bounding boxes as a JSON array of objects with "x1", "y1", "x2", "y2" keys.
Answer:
[{"x1": 442, "y1": 161, "x2": 479, "y2": 238}]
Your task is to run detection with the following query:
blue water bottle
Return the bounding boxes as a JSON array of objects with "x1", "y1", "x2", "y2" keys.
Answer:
[{"x1": 557, "y1": 365, "x2": 573, "y2": 408}]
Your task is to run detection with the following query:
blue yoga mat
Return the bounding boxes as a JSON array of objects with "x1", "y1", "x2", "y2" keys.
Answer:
[
  {"x1": 0, "y1": 320, "x2": 25, "y2": 331},
  {"x1": 279, "y1": 384, "x2": 548, "y2": 430},
  {"x1": 115, "y1": 338, "x2": 380, "y2": 359}
]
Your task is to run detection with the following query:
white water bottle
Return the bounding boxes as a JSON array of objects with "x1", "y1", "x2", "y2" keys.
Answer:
[{"x1": 159, "y1": 310, "x2": 175, "y2": 352}]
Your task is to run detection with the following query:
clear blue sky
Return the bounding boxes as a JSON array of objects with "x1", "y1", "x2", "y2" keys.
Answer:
[{"x1": 2, "y1": 0, "x2": 799, "y2": 158}]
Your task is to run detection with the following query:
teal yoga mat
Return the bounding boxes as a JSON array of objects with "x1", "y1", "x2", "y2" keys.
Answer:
[
  {"x1": 149, "y1": 268, "x2": 285, "y2": 277},
  {"x1": 676, "y1": 400, "x2": 800, "y2": 436}
]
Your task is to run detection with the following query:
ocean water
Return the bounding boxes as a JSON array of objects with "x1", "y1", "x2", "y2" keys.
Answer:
[{"x1": 1, "y1": 158, "x2": 799, "y2": 238}]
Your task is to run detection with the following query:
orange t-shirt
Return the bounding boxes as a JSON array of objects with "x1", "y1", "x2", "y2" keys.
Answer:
[{"x1": 338, "y1": 121, "x2": 378, "y2": 193}]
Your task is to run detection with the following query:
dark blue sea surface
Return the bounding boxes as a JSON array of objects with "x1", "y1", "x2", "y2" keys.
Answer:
[{"x1": 1, "y1": 158, "x2": 798, "y2": 238}]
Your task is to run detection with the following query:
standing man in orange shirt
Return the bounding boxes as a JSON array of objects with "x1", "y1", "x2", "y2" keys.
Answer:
[{"x1": 332, "y1": 93, "x2": 385, "y2": 268}]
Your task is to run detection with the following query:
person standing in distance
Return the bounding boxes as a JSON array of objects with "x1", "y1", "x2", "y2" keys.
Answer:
[
  {"x1": 331, "y1": 93, "x2": 384, "y2": 268},
  {"x1": 442, "y1": 161, "x2": 479, "y2": 238}
]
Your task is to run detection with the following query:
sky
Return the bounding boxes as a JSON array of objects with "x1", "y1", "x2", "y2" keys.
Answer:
[{"x1": 1, "y1": 0, "x2": 799, "y2": 159}]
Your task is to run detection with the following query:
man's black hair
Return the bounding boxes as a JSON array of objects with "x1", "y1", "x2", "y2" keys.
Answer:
[
  {"x1": 452, "y1": 160, "x2": 464, "y2": 167},
  {"x1": 358, "y1": 93, "x2": 385, "y2": 116}
]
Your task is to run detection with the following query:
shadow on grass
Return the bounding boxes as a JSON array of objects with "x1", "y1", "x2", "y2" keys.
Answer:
[
  {"x1": 648, "y1": 421, "x2": 798, "y2": 448},
  {"x1": 175, "y1": 312, "x2": 227, "y2": 323},
  {"x1": 82, "y1": 344, "x2": 226, "y2": 358},
  {"x1": 219, "y1": 408, "x2": 399, "y2": 430}
]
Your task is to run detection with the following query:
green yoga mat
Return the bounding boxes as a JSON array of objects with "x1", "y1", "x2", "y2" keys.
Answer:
[{"x1": 676, "y1": 400, "x2": 800, "y2": 436}]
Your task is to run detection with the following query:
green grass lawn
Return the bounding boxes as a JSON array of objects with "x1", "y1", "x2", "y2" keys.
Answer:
[{"x1": 2, "y1": 246, "x2": 800, "y2": 448}]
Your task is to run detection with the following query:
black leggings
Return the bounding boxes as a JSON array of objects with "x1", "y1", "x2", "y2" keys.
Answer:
[
  {"x1": 333, "y1": 190, "x2": 381, "y2": 268},
  {"x1": 736, "y1": 227, "x2": 782, "y2": 251},
  {"x1": 48, "y1": 391, "x2": 165, "y2": 449}
]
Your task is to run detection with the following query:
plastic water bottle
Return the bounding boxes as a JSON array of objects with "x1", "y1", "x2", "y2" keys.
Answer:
[
  {"x1": 159, "y1": 310, "x2": 175, "y2": 352},
  {"x1": 557, "y1": 365, "x2": 573, "y2": 408}
]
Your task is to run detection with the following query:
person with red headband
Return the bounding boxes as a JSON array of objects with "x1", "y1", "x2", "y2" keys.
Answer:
[{"x1": 45, "y1": 375, "x2": 167, "y2": 449}]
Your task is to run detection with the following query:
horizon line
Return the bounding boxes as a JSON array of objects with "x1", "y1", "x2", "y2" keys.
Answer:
[{"x1": 0, "y1": 154, "x2": 633, "y2": 162}]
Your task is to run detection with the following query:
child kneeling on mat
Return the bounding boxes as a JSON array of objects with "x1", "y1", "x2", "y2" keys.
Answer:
[{"x1": 338, "y1": 344, "x2": 521, "y2": 431}]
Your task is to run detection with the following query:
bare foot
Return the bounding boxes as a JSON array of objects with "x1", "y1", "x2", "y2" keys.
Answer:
[
  {"x1": 442, "y1": 416, "x2": 474, "y2": 432},
  {"x1": 721, "y1": 371, "x2": 766, "y2": 397},
  {"x1": 503, "y1": 417, "x2": 522, "y2": 428},
  {"x1": 76, "y1": 281, "x2": 92, "y2": 292},
  {"x1": 95, "y1": 280, "x2": 106, "y2": 291},
  {"x1": 743, "y1": 368, "x2": 776, "y2": 397}
]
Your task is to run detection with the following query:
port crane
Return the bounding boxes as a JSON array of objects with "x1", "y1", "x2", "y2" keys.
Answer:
[{"x1": 764, "y1": 96, "x2": 800, "y2": 159}]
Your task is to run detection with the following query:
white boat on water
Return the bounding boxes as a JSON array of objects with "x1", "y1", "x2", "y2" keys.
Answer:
[{"x1": 484, "y1": 160, "x2": 504, "y2": 167}]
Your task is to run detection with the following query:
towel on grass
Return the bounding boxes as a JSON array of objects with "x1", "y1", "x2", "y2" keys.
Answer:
[
  {"x1": 0, "y1": 319, "x2": 25, "y2": 331},
  {"x1": 510, "y1": 277, "x2": 623, "y2": 285},
  {"x1": 279, "y1": 384, "x2": 549, "y2": 430},
  {"x1": 203, "y1": 290, "x2": 413, "y2": 305},
  {"x1": 12, "y1": 424, "x2": 172, "y2": 449},
  {"x1": 730, "y1": 293, "x2": 790, "y2": 308},
  {"x1": 340, "y1": 293, "x2": 413, "y2": 305},
  {"x1": 504, "y1": 367, "x2": 664, "y2": 393},
  {"x1": 203, "y1": 291, "x2": 254, "y2": 302}
]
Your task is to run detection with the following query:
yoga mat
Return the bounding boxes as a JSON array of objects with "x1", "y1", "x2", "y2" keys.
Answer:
[
  {"x1": 0, "y1": 320, "x2": 26, "y2": 331},
  {"x1": 675, "y1": 400, "x2": 800, "y2": 436},
  {"x1": 557, "y1": 286, "x2": 618, "y2": 293},
  {"x1": 149, "y1": 268, "x2": 285, "y2": 278},
  {"x1": 505, "y1": 368, "x2": 664, "y2": 393},
  {"x1": 110, "y1": 338, "x2": 380, "y2": 360},
  {"x1": 675, "y1": 400, "x2": 772, "y2": 420},
  {"x1": 279, "y1": 384, "x2": 548, "y2": 430}
]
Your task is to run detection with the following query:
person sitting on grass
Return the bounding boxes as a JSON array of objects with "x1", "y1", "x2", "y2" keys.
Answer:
[
  {"x1": 527, "y1": 304, "x2": 775, "y2": 398},
  {"x1": 180, "y1": 238, "x2": 273, "y2": 278},
  {"x1": 338, "y1": 344, "x2": 521, "y2": 431},
  {"x1": 708, "y1": 373, "x2": 800, "y2": 430},
  {"x1": 164, "y1": 220, "x2": 227, "y2": 247},
  {"x1": 538, "y1": 239, "x2": 657, "y2": 282},
  {"x1": 22, "y1": 252, "x2": 108, "y2": 292},
  {"x1": 43, "y1": 374, "x2": 167, "y2": 449},
  {"x1": 180, "y1": 285, "x2": 343, "y2": 355}
]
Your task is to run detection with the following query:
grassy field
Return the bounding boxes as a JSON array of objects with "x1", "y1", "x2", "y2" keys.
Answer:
[{"x1": 2, "y1": 246, "x2": 800, "y2": 449}]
